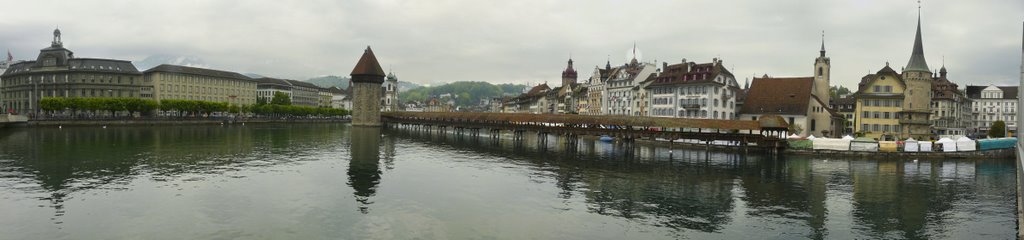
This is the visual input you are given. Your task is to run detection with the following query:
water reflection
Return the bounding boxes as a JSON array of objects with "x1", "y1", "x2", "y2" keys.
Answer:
[
  {"x1": 0, "y1": 124, "x2": 347, "y2": 218},
  {"x1": 0, "y1": 124, "x2": 1014, "y2": 239},
  {"x1": 383, "y1": 128, "x2": 1016, "y2": 239},
  {"x1": 348, "y1": 127, "x2": 382, "y2": 214}
]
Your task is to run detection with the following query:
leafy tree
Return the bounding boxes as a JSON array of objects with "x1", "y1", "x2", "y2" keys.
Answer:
[
  {"x1": 270, "y1": 92, "x2": 292, "y2": 105},
  {"x1": 989, "y1": 120, "x2": 1007, "y2": 138},
  {"x1": 39, "y1": 97, "x2": 66, "y2": 113},
  {"x1": 256, "y1": 97, "x2": 268, "y2": 106},
  {"x1": 830, "y1": 85, "x2": 851, "y2": 99}
]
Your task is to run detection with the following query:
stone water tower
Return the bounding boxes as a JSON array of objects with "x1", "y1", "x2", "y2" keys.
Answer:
[{"x1": 350, "y1": 46, "x2": 386, "y2": 127}]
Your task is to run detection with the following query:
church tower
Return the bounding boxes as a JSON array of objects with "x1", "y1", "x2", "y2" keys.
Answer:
[
  {"x1": 814, "y1": 32, "x2": 831, "y2": 104},
  {"x1": 561, "y1": 58, "x2": 577, "y2": 87},
  {"x1": 900, "y1": 4, "x2": 933, "y2": 139}
]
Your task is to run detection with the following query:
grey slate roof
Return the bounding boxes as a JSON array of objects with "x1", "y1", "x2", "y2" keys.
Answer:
[
  {"x1": 3, "y1": 58, "x2": 141, "y2": 76},
  {"x1": 965, "y1": 85, "x2": 1018, "y2": 99},
  {"x1": 144, "y1": 64, "x2": 251, "y2": 80}
]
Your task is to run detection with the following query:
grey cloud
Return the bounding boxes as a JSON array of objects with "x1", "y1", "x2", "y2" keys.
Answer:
[{"x1": 3, "y1": 0, "x2": 1022, "y2": 88}]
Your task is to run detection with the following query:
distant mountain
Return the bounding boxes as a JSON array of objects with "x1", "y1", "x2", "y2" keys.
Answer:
[
  {"x1": 243, "y1": 73, "x2": 266, "y2": 78},
  {"x1": 134, "y1": 54, "x2": 208, "y2": 71},
  {"x1": 398, "y1": 81, "x2": 422, "y2": 92},
  {"x1": 305, "y1": 75, "x2": 351, "y2": 89},
  {"x1": 400, "y1": 81, "x2": 528, "y2": 106}
]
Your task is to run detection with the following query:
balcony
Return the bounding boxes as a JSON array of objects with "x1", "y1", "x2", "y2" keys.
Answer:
[
  {"x1": 898, "y1": 118, "x2": 930, "y2": 125},
  {"x1": 680, "y1": 104, "x2": 701, "y2": 109}
]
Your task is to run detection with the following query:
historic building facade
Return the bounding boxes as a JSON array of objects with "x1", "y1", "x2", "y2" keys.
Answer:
[
  {"x1": 853, "y1": 65, "x2": 909, "y2": 140},
  {"x1": 1, "y1": 28, "x2": 143, "y2": 114},
  {"x1": 645, "y1": 58, "x2": 739, "y2": 120},
  {"x1": 967, "y1": 85, "x2": 1018, "y2": 137},
  {"x1": 738, "y1": 41, "x2": 838, "y2": 137},
  {"x1": 852, "y1": 9, "x2": 934, "y2": 140},
  {"x1": 929, "y1": 66, "x2": 971, "y2": 136},
  {"x1": 143, "y1": 64, "x2": 256, "y2": 106},
  {"x1": 605, "y1": 58, "x2": 656, "y2": 116},
  {"x1": 582, "y1": 62, "x2": 611, "y2": 115}
]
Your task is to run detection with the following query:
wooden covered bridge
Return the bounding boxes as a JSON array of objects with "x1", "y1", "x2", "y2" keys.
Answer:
[{"x1": 380, "y1": 112, "x2": 790, "y2": 152}]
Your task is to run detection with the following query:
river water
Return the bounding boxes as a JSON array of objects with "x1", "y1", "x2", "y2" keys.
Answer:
[{"x1": 0, "y1": 123, "x2": 1016, "y2": 239}]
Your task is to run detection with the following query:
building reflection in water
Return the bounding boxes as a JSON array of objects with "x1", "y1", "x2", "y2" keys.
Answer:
[
  {"x1": 347, "y1": 127, "x2": 382, "y2": 214},
  {"x1": 383, "y1": 128, "x2": 1016, "y2": 239}
]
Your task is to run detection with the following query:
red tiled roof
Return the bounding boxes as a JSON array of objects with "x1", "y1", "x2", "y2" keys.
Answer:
[
  {"x1": 647, "y1": 61, "x2": 732, "y2": 87},
  {"x1": 739, "y1": 77, "x2": 814, "y2": 115},
  {"x1": 351, "y1": 46, "x2": 385, "y2": 76}
]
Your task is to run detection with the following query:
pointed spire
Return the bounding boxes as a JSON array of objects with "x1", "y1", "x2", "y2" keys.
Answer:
[
  {"x1": 820, "y1": 30, "x2": 826, "y2": 57},
  {"x1": 905, "y1": 0, "x2": 931, "y2": 72}
]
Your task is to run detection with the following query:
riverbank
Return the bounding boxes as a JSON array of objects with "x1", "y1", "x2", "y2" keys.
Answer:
[
  {"x1": 785, "y1": 148, "x2": 1015, "y2": 159},
  {"x1": 625, "y1": 137, "x2": 1015, "y2": 159},
  {"x1": 9, "y1": 118, "x2": 350, "y2": 127}
]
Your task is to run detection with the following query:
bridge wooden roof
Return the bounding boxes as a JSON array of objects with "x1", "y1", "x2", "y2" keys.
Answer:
[{"x1": 382, "y1": 112, "x2": 768, "y2": 131}]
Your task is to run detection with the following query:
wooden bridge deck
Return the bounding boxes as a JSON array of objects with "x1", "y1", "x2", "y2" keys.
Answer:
[{"x1": 381, "y1": 112, "x2": 789, "y2": 148}]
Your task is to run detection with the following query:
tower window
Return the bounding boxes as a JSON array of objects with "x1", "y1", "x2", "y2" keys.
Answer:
[{"x1": 818, "y1": 67, "x2": 823, "y2": 76}]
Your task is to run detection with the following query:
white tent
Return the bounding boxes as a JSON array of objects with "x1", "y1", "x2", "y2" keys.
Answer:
[
  {"x1": 807, "y1": 135, "x2": 817, "y2": 140},
  {"x1": 904, "y1": 138, "x2": 919, "y2": 152},
  {"x1": 787, "y1": 134, "x2": 801, "y2": 139},
  {"x1": 813, "y1": 138, "x2": 851, "y2": 151},
  {"x1": 956, "y1": 137, "x2": 976, "y2": 151},
  {"x1": 919, "y1": 141, "x2": 933, "y2": 152},
  {"x1": 937, "y1": 138, "x2": 956, "y2": 152},
  {"x1": 841, "y1": 135, "x2": 855, "y2": 140}
]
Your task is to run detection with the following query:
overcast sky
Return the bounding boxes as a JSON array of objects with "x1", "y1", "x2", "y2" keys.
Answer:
[{"x1": 2, "y1": 0, "x2": 1022, "y2": 89}]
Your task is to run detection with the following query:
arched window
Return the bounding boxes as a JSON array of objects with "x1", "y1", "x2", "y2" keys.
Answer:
[{"x1": 818, "y1": 67, "x2": 823, "y2": 76}]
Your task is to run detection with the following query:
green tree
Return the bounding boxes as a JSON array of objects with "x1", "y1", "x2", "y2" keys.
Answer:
[
  {"x1": 989, "y1": 120, "x2": 1007, "y2": 138},
  {"x1": 39, "y1": 97, "x2": 66, "y2": 114},
  {"x1": 830, "y1": 85, "x2": 851, "y2": 99},
  {"x1": 271, "y1": 92, "x2": 292, "y2": 105}
]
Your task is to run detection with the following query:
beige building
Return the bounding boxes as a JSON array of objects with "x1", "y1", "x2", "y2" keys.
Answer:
[
  {"x1": 143, "y1": 64, "x2": 256, "y2": 106},
  {"x1": 284, "y1": 79, "x2": 321, "y2": 107},
  {"x1": 1, "y1": 28, "x2": 143, "y2": 114}
]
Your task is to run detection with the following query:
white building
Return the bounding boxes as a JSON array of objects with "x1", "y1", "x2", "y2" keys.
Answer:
[
  {"x1": 327, "y1": 86, "x2": 351, "y2": 110},
  {"x1": 382, "y1": 71, "x2": 399, "y2": 111},
  {"x1": 646, "y1": 58, "x2": 740, "y2": 120},
  {"x1": 604, "y1": 58, "x2": 657, "y2": 116},
  {"x1": 967, "y1": 85, "x2": 1018, "y2": 137},
  {"x1": 253, "y1": 78, "x2": 292, "y2": 103}
]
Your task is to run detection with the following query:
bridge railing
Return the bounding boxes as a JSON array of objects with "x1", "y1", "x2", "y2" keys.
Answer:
[{"x1": 381, "y1": 112, "x2": 790, "y2": 144}]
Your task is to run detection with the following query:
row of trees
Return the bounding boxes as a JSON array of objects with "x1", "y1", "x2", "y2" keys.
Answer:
[
  {"x1": 39, "y1": 97, "x2": 159, "y2": 117},
  {"x1": 38, "y1": 97, "x2": 349, "y2": 118}
]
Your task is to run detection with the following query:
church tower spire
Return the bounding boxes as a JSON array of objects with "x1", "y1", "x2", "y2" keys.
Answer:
[
  {"x1": 819, "y1": 31, "x2": 826, "y2": 57},
  {"x1": 900, "y1": 1, "x2": 934, "y2": 140},
  {"x1": 814, "y1": 30, "x2": 832, "y2": 104},
  {"x1": 905, "y1": 1, "x2": 930, "y2": 73}
]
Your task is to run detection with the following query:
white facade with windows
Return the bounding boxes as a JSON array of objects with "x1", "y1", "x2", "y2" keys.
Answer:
[
  {"x1": 967, "y1": 85, "x2": 1018, "y2": 136},
  {"x1": 646, "y1": 59, "x2": 739, "y2": 120}
]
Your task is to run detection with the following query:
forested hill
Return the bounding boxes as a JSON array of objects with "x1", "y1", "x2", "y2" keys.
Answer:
[{"x1": 400, "y1": 81, "x2": 528, "y2": 106}]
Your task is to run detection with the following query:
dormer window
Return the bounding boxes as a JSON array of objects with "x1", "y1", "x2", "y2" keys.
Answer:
[{"x1": 43, "y1": 57, "x2": 56, "y2": 66}]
